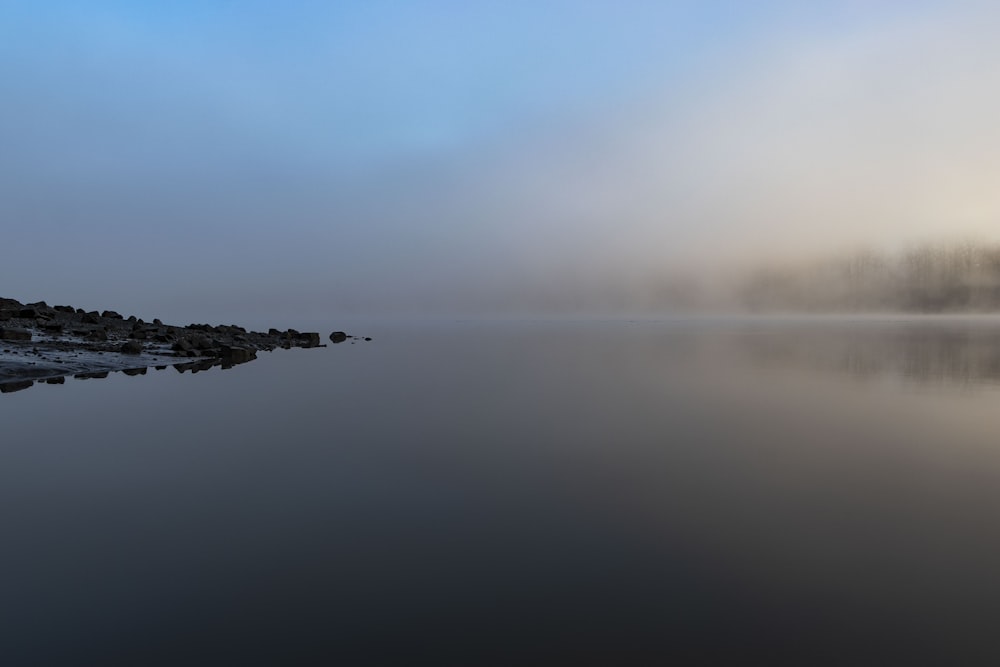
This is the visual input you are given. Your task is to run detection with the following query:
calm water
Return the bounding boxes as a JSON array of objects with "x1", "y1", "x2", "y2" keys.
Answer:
[{"x1": 5, "y1": 317, "x2": 1000, "y2": 665}]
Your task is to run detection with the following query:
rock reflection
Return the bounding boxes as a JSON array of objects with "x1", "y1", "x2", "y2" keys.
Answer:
[{"x1": 0, "y1": 355, "x2": 258, "y2": 394}]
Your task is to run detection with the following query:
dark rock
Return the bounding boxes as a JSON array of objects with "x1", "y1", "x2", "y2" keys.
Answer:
[
  {"x1": 102, "y1": 310, "x2": 123, "y2": 319},
  {"x1": 42, "y1": 322, "x2": 64, "y2": 333},
  {"x1": 122, "y1": 368, "x2": 147, "y2": 376},
  {"x1": 83, "y1": 312, "x2": 101, "y2": 324},
  {"x1": 0, "y1": 328, "x2": 31, "y2": 341},
  {"x1": 0, "y1": 311, "x2": 13, "y2": 321},
  {"x1": 19, "y1": 308, "x2": 38, "y2": 318},
  {"x1": 298, "y1": 332, "x2": 321, "y2": 347},
  {"x1": 74, "y1": 372, "x2": 109, "y2": 380},
  {"x1": 120, "y1": 340, "x2": 143, "y2": 354},
  {"x1": 365, "y1": 337, "x2": 372, "y2": 341},
  {"x1": 45, "y1": 377, "x2": 65, "y2": 385},
  {"x1": 87, "y1": 330, "x2": 108, "y2": 342},
  {"x1": 191, "y1": 335, "x2": 213, "y2": 350},
  {"x1": 219, "y1": 345, "x2": 256, "y2": 364},
  {"x1": 0, "y1": 380, "x2": 34, "y2": 393},
  {"x1": 330, "y1": 331, "x2": 348, "y2": 343}
]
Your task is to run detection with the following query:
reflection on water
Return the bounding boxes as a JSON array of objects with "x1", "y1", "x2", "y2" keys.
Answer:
[
  {"x1": 0, "y1": 357, "x2": 253, "y2": 394},
  {"x1": 4, "y1": 318, "x2": 1000, "y2": 665},
  {"x1": 735, "y1": 318, "x2": 1000, "y2": 388}
]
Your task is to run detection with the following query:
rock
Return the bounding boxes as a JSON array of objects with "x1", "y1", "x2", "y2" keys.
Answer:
[
  {"x1": 82, "y1": 312, "x2": 101, "y2": 324},
  {"x1": 298, "y1": 332, "x2": 321, "y2": 347},
  {"x1": 365, "y1": 337, "x2": 372, "y2": 341},
  {"x1": 102, "y1": 310, "x2": 123, "y2": 319},
  {"x1": 75, "y1": 372, "x2": 109, "y2": 380},
  {"x1": 87, "y1": 330, "x2": 108, "y2": 342},
  {"x1": 19, "y1": 308, "x2": 39, "y2": 318},
  {"x1": 120, "y1": 341, "x2": 143, "y2": 354},
  {"x1": 172, "y1": 338, "x2": 194, "y2": 352},
  {"x1": 0, "y1": 380, "x2": 33, "y2": 393},
  {"x1": 0, "y1": 311, "x2": 13, "y2": 321},
  {"x1": 330, "y1": 331, "x2": 348, "y2": 343},
  {"x1": 0, "y1": 298, "x2": 24, "y2": 309},
  {"x1": 0, "y1": 328, "x2": 31, "y2": 341},
  {"x1": 191, "y1": 334, "x2": 214, "y2": 350},
  {"x1": 219, "y1": 345, "x2": 256, "y2": 364}
]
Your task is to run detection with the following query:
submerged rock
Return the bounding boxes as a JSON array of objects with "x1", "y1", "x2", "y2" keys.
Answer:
[{"x1": 330, "y1": 331, "x2": 348, "y2": 343}]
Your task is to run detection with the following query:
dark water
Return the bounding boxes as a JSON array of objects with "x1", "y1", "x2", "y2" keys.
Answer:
[{"x1": 5, "y1": 317, "x2": 1000, "y2": 665}]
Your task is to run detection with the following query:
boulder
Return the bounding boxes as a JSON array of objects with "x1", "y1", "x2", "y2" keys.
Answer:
[
  {"x1": 298, "y1": 332, "x2": 321, "y2": 347},
  {"x1": 120, "y1": 341, "x2": 144, "y2": 354},
  {"x1": 329, "y1": 331, "x2": 348, "y2": 343},
  {"x1": 101, "y1": 310, "x2": 123, "y2": 319}
]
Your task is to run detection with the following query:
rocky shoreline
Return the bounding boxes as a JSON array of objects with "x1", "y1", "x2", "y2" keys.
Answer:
[{"x1": 0, "y1": 297, "x2": 364, "y2": 394}]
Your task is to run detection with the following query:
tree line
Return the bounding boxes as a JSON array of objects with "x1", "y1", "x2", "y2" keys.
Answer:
[{"x1": 736, "y1": 241, "x2": 1000, "y2": 312}]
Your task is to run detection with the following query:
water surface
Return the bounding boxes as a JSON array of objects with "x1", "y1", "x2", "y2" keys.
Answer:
[{"x1": 4, "y1": 317, "x2": 1000, "y2": 665}]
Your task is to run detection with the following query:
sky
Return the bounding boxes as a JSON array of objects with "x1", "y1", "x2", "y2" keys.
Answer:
[{"x1": 3, "y1": 1, "x2": 1000, "y2": 322}]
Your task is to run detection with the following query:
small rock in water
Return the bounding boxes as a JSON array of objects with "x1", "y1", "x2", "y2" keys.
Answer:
[{"x1": 330, "y1": 331, "x2": 348, "y2": 343}]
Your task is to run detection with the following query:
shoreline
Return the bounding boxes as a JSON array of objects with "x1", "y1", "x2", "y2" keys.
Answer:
[{"x1": 0, "y1": 297, "x2": 351, "y2": 393}]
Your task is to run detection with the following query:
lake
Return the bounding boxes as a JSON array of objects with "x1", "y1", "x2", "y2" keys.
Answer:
[{"x1": 4, "y1": 316, "x2": 1000, "y2": 665}]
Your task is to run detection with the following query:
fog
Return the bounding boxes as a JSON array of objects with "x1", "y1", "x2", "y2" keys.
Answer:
[{"x1": 4, "y1": 2, "x2": 1000, "y2": 323}]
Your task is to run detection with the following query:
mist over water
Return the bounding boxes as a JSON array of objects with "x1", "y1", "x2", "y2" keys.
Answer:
[
  {"x1": 6, "y1": 318, "x2": 1000, "y2": 664},
  {"x1": 5, "y1": 3, "x2": 1000, "y2": 321}
]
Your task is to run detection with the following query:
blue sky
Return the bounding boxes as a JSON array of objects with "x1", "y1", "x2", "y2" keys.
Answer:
[{"x1": 2, "y1": 1, "x2": 998, "y2": 321}]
